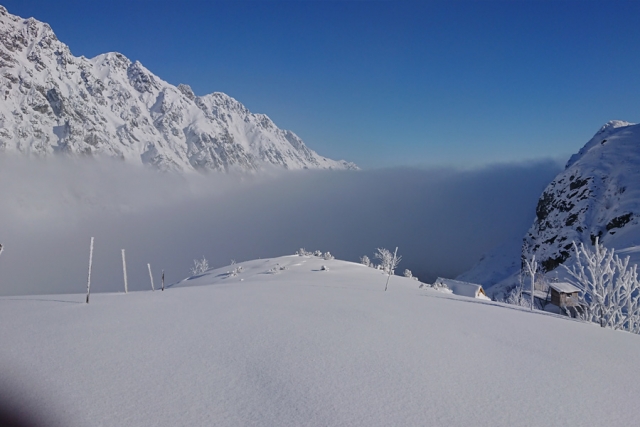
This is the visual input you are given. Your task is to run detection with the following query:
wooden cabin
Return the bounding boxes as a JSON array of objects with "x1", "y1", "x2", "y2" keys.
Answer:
[
  {"x1": 549, "y1": 282, "x2": 581, "y2": 307},
  {"x1": 433, "y1": 277, "x2": 490, "y2": 300}
]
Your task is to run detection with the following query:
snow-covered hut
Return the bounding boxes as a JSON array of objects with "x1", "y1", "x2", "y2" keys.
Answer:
[
  {"x1": 434, "y1": 278, "x2": 490, "y2": 300},
  {"x1": 549, "y1": 282, "x2": 580, "y2": 307}
]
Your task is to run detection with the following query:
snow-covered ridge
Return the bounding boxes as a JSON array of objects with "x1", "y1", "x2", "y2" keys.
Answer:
[{"x1": 0, "y1": 5, "x2": 357, "y2": 172}]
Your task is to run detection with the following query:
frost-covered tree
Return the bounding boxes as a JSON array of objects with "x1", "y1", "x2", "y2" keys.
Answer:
[
  {"x1": 360, "y1": 255, "x2": 371, "y2": 267},
  {"x1": 323, "y1": 252, "x2": 335, "y2": 260},
  {"x1": 190, "y1": 256, "x2": 209, "y2": 276},
  {"x1": 564, "y1": 237, "x2": 640, "y2": 332},
  {"x1": 375, "y1": 247, "x2": 401, "y2": 275},
  {"x1": 375, "y1": 247, "x2": 401, "y2": 291}
]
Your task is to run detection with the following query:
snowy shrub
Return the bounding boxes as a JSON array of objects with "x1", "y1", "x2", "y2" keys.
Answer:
[
  {"x1": 403, "y1": 269, "x2": 413, "y2": 278},
  {"x1": 190, "y1": 256, "x2": 209, "y2": 276},
  {"x1": 323, "y1": 252, "x2": 334, "y2": 260},
  {"x1": 268, "y1": 264, "x2": 288, "y2": 274},
  {"x1": 360, "y1": 255, "x2": 371, "y2": 267},
  {"x1": 321, "y1": 265, "x2": 329, "y2": 271},
  {"x1": 227, "y1": 265, "x2": 243, "y2": 277},
  {"x1": 314, "y1": 250, "x2": 323, "y2": 257},
  {"x1": 564, "y1": 238, "x2": 640, "y2": 333},
  {"x1": 502, "y1": 285, "x2": 530, "y2": 308},
  {"x1": 296, "y1": 248, "x2": 312, "y2": 256},
  {"x1": 431, "y1": 281, "x2": 449, "y2": 291}
]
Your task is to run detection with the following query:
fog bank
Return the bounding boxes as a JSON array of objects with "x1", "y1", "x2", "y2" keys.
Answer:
[{"x1": 0, "y1": 156, "x2": 562, "y2": 295}]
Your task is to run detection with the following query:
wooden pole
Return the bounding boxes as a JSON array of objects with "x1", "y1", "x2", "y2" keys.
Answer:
[
  {"x1": 86, "y1": 237, "x2": 94, "y2": 303},
  {"x1": 122, "y1": 249, "x2": 128, "y2": 294},
  {"x1": 161, "y1": 270, "x2": 165, "y2": 291},
  {"x1": 147, "y1": 263, "x2": 155, "y2": 291}
]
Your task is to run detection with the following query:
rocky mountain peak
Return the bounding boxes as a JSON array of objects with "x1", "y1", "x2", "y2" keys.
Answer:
[
  {"x1": 524, "y1": 121, "x2": 640, "y2": 272},
  {"x1": 0, "y1": 6, "x2": 356, "y2": 172}
]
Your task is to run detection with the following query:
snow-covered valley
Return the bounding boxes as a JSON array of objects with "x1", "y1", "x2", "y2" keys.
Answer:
[{"x1": 2, "y1": 255, "x2": 639, "y2": 427}]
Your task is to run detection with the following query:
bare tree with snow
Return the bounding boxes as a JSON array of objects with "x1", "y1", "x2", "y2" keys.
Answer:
[
  {"x1": 376, "y1": 247, "x2": 401, "y2": 291},
  {"x1": 375, "y1": 248, "x2": 401, "y2": 275},
  {"x1": 360, "y1": 255, "x2": 371, "y2": 267},
  {"x1": 564, "y1": 237, "x2": 640, "y2": 332}
]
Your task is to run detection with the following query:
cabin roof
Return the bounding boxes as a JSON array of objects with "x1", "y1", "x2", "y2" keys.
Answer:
[
  {"x1": 549, "y1": 282, "x2": 581, "y2": 294},
  {"x1": 434, "y1": 277, "x2": 484, "y2": 298}
]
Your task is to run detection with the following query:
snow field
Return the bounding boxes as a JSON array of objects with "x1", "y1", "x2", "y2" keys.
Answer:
[{"x1": 0, "y1": 256, "x2": 639, "y2": 426}]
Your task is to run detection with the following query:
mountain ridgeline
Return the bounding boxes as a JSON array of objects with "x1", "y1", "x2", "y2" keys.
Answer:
[{"x1": 0, "y1": 6, "x2": 356, "y2": 172}]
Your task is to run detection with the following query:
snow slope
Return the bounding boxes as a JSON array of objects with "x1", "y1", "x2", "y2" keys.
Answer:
[
  {"x1": 1, "y1": 255, "x2": 639, "y2": 427},
  {"x1": 0, "y1": 6, "x2": 356, "y2": 172}
]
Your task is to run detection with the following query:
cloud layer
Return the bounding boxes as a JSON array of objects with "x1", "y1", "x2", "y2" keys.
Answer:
[{"x1": 0, "y1": 156, "x2": 561, "y2": 295}]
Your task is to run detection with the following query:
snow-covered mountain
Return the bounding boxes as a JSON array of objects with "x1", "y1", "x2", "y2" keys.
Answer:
[
  {"x1": 0, "y1": 6, "x2": 356, "y2": 172},
  {"x1": 460, "y1": 120, "x2": 640, "y2": 294},
  {"x1": 523, "y1": 120, "x2": 640, "y2": 271}
]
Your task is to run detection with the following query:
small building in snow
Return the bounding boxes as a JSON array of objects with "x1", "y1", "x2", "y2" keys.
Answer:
[
  {"x1": 549, "y1": 282, "x2": 581, "y2": 307},
  {"x1": 433, "y1": 277, "x2": 490, "y2": 300}
]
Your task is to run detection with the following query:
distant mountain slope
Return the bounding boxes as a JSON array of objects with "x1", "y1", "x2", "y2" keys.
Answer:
[
  {"x1": 459, "y1": 120, "x2": 640, "y2": 294},
  {"x1": 0, "y1": 6, "x2": 356, "y2": 172}
]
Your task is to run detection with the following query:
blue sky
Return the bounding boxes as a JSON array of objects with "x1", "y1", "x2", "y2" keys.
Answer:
[{"x1": 5, "y1": 0, "x2": 639, "y2": 168}]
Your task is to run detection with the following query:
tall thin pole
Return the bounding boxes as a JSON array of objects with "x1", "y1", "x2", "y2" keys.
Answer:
[
  {"x1": 122, "y1": 249, "x2": 128, "y2": 294},
  {"x1": 86, "y1": 237, "x2": 94, "y2": 303},
  {"x1": 384, "y1": 247, "x2": 398, "y2": 292},
  {"x1": 161, "y1": 270, "x2": 165, "y2": 291},
  {"x1": 147, "y1": 263, "x2": 155, "y2": 291},
  {"x1": 530, "y1": 255, "x2": 536, "y2": 311}
]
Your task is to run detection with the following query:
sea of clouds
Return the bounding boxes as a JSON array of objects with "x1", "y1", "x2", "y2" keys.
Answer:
[{"x1": 0, "y1": 155, "x2": 562, "y2": 295}]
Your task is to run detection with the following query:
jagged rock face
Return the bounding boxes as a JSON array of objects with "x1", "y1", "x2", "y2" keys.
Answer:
[
  {"x1": 524, "y1": 120, "x2": 640, "y2": 272},
  {"x1": 0, "y1": 6, "x2": 356, "y2": 172}
]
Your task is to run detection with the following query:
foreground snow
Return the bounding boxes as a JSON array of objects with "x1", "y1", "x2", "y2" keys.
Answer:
[{"x1": 1, "y1": 256, "x2": 639, "y2": 426}]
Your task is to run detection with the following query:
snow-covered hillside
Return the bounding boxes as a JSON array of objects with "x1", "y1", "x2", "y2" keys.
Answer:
[
  {"x1": 0, "y1": 6, "x2": 356, "y2": 172},
  {"x1": 524, "y1": 120, "x2": 640, "y2": 270},
  {"x1": 1, "y1": 255, "x2": 639, "y2": 427},
  {"x1": 461, "y1": 120, "x2": 640, "y2": 295}
]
